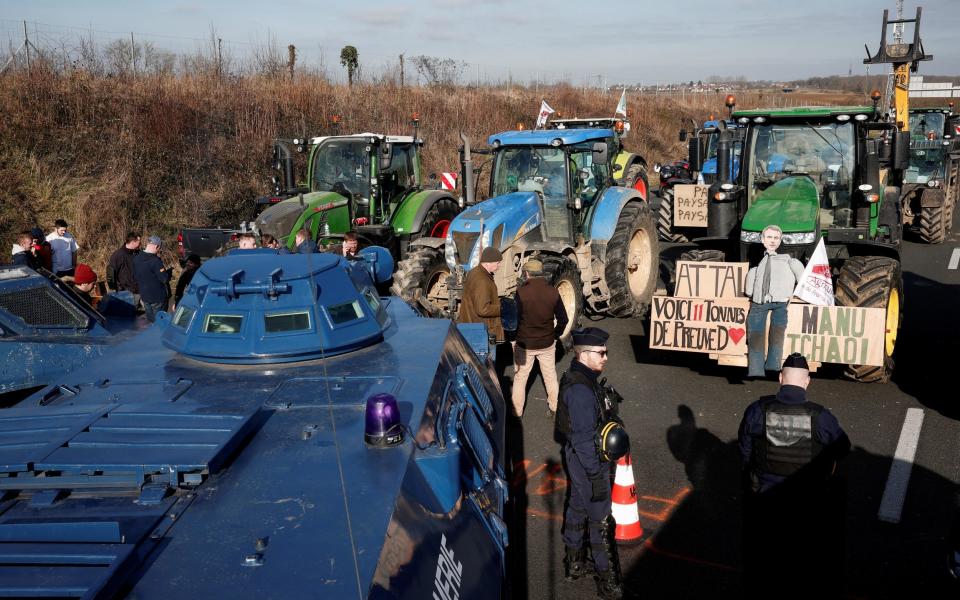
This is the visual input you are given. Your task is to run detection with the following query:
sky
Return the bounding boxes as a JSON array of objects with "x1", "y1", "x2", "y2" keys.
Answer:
[{"x1": 2, "y1": 0, "x2": 958, "y2": 85}]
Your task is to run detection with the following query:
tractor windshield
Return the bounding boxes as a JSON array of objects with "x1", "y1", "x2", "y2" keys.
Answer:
[
  {"x1": 311, "y1": 139, "x2": 372, "y2": 203},
  {"x1": 492, "y1": 147, "x2": 570, "y2": 238},
  {"x1": 909, "y1": 112, "x2": 946, "y2": 139},
  {"x1": 905, "y1": 141, "x2": 947, "y2": 183},
  {"x1": 746, "y1": 121, "x2": 855, "y2": 227}
]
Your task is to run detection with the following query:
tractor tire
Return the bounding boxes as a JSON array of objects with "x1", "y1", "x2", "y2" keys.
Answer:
[
  {"x1": 390, "y1": 246, "x2": 451, "y2": 317},
  {"x1": 623, "y1": 163, "x2": 650, "y2": 201},
  {"x1": 657, "y1": 189, "x2": 690, "y2": 243},
  {"x1": 678, "y1": 249, "x2": 726, "y2": 263},
  {"x1": 835, "y1": 256, "x2": 902, "y2": 383},
  {"x1": 414, "y1": 196, "x2": 459, "y2": 241},
  {"x1": 604, "y1": 201, "x2": 659, "y2": 318},
  {"x1": 917, "y1": 201, "x2": 947, "y2": 244},
  {"x1": 540, "y1": 255, "x2": 584, "y2": 348}
]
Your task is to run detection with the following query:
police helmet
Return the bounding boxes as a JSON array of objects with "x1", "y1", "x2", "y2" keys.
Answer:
[{"x1": 597, "y1": 420, "x2": 630, "y2": 462}]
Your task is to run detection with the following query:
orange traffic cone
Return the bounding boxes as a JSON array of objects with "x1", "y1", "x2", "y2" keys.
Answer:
[{"x1": 611, "y1": 452, "x2": 643, "y2": 545}]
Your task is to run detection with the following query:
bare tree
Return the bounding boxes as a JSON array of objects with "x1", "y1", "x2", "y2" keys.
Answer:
[{"x1": 410, "y1": 55, "x2": 466, "y2": 88}]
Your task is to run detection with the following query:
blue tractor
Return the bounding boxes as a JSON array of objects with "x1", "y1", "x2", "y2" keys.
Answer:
[
  {"x1": 391, "y1": 127, "x2": 660, "y2": 341},
  {"x1": 0, "y1": 249, "x2": 510, "y2": 599}
]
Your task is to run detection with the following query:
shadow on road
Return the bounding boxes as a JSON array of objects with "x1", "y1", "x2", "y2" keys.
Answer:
[{"x1": 620, "y1": 407, "x2": 959, "y2": 599}]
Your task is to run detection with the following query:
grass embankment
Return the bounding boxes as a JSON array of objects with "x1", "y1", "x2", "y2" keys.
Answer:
[{"x1": 0, "y1": 67, "x2": 864, "y2": 275}]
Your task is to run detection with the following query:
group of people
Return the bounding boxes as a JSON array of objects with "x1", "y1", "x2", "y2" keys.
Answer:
[
  {"x1": 459, "y1": 241, "x2": 848, "y2": 599},
  {"x1": 7, "y1": 222, "x2": 363, "y2": 323}
]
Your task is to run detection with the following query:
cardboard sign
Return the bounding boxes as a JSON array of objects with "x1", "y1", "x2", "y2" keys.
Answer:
[
  {"x1": 673, "y1": 184, "x2": 710, "y2": 227},
  {"x1": 674, "y1": 261, "x2": 749, "y2": 299},
  {"x1": 650, "y1": 295, "x2": 750, "y2": 356},
  {"x1": 784, "y1": 304, "x2": 885, "y2": 366}
]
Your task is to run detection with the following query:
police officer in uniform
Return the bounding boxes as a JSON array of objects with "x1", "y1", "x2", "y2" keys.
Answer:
[
  {"x1": 556, "y1": 327, "x2": 627, "y2": 600},
  {"x1": 738, "y1": 352, "x2": 850, "y2": 597}
]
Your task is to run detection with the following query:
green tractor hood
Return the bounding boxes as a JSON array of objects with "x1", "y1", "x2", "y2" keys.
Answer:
[
  {"x1": 742, "y1": 175, "x2": 819, "y2": 233},
  {"x1": 254, "y1": 191, "x2": 350, "y2": 247}
]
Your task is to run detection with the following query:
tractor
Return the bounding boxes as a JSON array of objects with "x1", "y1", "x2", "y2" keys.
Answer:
[
  {"x1": 391, "y1": 126, "x2": 660, "y2": 344},
  {"x1": 252, "y1": 116, "x2": 460, "y2": 259},
  {"x1": 900, "y1": 106, "x2": 959, "y2": 243},
  {"x1": 675, "y1": 8, "x2": 931, "y2": 383},
  {"x1": 656, "y1": 97, "x2": 743, "y2": 243}
]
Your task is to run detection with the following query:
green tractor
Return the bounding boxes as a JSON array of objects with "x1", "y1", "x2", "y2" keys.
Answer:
[
  {"x1": 253, "y1": 117, "x2": 460, "y2": 257},
  {"x1": 693, "y1": 103, "x2": 911, "y2": 382},
  {"x1": 900, "y1": 106, "x2": 959, "y2": 243}
]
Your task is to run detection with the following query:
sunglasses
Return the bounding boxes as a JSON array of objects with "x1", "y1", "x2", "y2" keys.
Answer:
[{"x1": 585, "y1": 349, "x2": 608, "y2": 357}]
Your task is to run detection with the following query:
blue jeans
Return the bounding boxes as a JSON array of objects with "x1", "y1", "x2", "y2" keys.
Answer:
[
  {"x1": 747, "y1": 302, "x2": 788, "y2": 376},
  {"x1": 143, "y1": 301, "x2": 164, "y2": 323}
]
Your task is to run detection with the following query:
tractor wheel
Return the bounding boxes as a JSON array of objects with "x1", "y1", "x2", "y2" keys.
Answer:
[
  {"x1": 390, "y1": 246, "x2": 451, "y2": 317},
  {"x1": 656, "y1": 189, "x2": 690, "y2": 243},
  {"x1": 414, "y1": 197, "x2": 459, "y2": 240},
  {"x1": 917, "y1": 198, "x2": 947, "y2": 244},
  {"x1": 623, "y1": 163, "x2": 650, "y2": 201},
  {"x1": 539, "y1": 255, "x2": 584, "y2": 348},
  {"x1": 835, "y1": 256, "x2": 902, "y2": 383},
  {"x1": 605, "y1": 201, "x2": 659, "y2": 318},
  {"x1": 679, "y1": 249, "x2": 726, "y2": 263},
  {"x1": 945, "y1": 166, "x2": 958, "y2": 234}
]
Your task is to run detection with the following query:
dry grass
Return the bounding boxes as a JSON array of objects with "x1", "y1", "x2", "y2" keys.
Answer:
[{"x1": 0, "y1": 66, "x2": 866, "y2": 274}]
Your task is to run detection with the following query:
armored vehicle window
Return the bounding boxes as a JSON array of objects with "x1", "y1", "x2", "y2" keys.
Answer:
[
  {"x1": 362, "y1": 288, "x2": 380, "y2": 312},
  {"x1": 326, "y1": 300, "x2": 364, "y2": 325},
  {"x1": 172, "y1": 305, "x2": 195, "y2": 329},
  {"x1": 265, "y1": 311, "x2": 311, "y2": 333},
  {"x1": 204, "y1": 314, "x2": 244, "y2": 334}
]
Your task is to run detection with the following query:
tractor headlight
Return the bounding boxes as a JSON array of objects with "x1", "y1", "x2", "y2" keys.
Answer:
[
  {"x1": 740, "y1": 230, "x2": 762, "y2": 243},
  {"x1": 927, "y1": 179, "x2": 940, "y2": 188},
  {"x1": 781, "y1": 231, "x2": 816, "y2": 245},
  {"x1": 444, "y1": 231, "x2": 457, "y2": 269}
]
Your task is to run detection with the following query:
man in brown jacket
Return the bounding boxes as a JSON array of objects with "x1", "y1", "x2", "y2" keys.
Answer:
[
  {"x1": 459, "y1": 246, "x2": 504, "y2": 343},
  {"x1": 512, "y1": 258, "x2": 568, "y2": 417}
]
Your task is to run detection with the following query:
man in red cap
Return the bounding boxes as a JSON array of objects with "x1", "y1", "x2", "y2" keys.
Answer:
[
  {"x1": 459, "y1": 246, "x2": 504, "y2": 343},
  {"x1": 70, "y1": 263, "x2": 98, "y2": 307}
]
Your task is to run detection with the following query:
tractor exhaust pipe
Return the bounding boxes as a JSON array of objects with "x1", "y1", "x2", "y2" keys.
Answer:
[
  {"x1": 460, "y1": 132, "x2": 475, "y2": 207},
  {"x1": 273, "y1": 141, "x2": 295, "y2": 194}
]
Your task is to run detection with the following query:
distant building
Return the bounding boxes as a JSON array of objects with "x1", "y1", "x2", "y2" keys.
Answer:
[{"x1": 909, "y1": 76, "x2": 960, "y2": 98}]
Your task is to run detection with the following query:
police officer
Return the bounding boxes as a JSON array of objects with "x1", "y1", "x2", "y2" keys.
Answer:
[
  {"x1": 556, "y1": 327, "x2": 624, "y2": 600},
  {"x1": 738, "y1": 352, "x2": 850, "y2": 597}
]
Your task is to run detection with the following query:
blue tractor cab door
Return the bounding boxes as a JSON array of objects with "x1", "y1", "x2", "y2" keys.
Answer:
[{"x1": 491, "y1": 146, "x2": 573, "y2": 241}]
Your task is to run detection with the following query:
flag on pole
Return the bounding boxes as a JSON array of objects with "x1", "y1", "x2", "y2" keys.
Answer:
[
  {"x1": 615, "y1": 88, "x2": 627, "y2": 117},
  {"x1": 793, "y1": 237, "x2": 834, "y2": 306},
  {"x1": 536, "y1": 100, "x2": 555, "y2": 129}
]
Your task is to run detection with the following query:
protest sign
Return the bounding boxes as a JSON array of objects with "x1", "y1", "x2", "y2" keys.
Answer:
[
  {"x1": 650, "y1": 295, "x2": 749, "y2": 356},
  {"x1": 784, "y1": 304, "x2": 885, "y2": 366},
  {"x1": 673, "y1": 184, "x2": 709, "y2": 227},
  {"x1": 674, "y1": 261, "x2": 749, "y2": 299}
]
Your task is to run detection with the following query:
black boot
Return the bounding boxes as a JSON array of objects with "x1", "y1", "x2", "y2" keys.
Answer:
[
  {"x1": 564, "y1": 546, "x2": 593, "y2": 581},
  {"x1": 595, "y1": 568, "x2": 623, "y2": 600}
]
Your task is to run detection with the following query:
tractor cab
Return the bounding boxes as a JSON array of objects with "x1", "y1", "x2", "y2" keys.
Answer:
[
  {"x1": 908, "y1": 108, "x2": 950, "y2": 140},
  {"x1": 486, "y1": 129, "x2": 615, "y2": 244},
  {"x1": 719, "y1": 106, "x2": 903, "y2": 264},
  {"x1": 307, "y1": 134, "x2": 421, "y2": 225}
]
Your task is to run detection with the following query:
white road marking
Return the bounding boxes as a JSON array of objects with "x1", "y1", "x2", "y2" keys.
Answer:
[
  {"x1": 948, "y1": 248, "x2": 960, "y2": 270},
  {"x1": 878, "y1": 408, "x2": 925, "y2": 524}
]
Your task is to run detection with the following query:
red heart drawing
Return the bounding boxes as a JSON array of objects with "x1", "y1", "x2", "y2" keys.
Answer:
[{"x1": 728, "y1": 328, "x2": 745, "y2": 344}]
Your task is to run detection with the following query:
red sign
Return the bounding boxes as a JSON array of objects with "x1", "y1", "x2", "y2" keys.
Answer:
[{"x1": 440, "y1": 172, "x2": 457, "y2": 190}]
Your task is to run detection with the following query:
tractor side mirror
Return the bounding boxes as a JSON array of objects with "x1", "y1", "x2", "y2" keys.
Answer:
[
  {"x1": 893, "y1": 131, "x2": 910, "y2": 170},
  {"x1": 688, "y1": 137, "x2": 704, "y2": 172},
  {"x1": 592, "y1": 142, "x2": 608, "y2": 165},
  {"x1": 679, "y1": 129, "x2": 688, "y2": 142},
  {"x1": 380, "y1": 143, "x2": 393, "y2": 171}
]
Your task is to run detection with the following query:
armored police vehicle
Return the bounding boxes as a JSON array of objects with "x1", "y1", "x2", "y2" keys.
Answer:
[
  {"x1": 0, "y1": 249, "x2": 509, "y2": 599},
  {"x1": 0, "y1": 266, "x2": 144, "y2": 397}
]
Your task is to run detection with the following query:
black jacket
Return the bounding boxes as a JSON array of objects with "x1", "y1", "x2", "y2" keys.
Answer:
[
  {"x1": 134, "y1": 252, "x2": 171, "y2": 304},
  {"x1": 106, "y1": 246, "x2": 140, "y2": 292},
  {"x1": 12, "y1": 251, "x2": 38, "y2": 270}
]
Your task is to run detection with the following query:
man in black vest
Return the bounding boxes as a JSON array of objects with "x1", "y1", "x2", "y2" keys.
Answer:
[
  {"x1": 512, "y1": 258, "x2": 567, "y2": 417},
  {"x1": 738, "y1": 352, "x2": 850, "y2": 597},
  {"x1": 556, "y1": 327, "x2": 622, "y2": 600}
]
